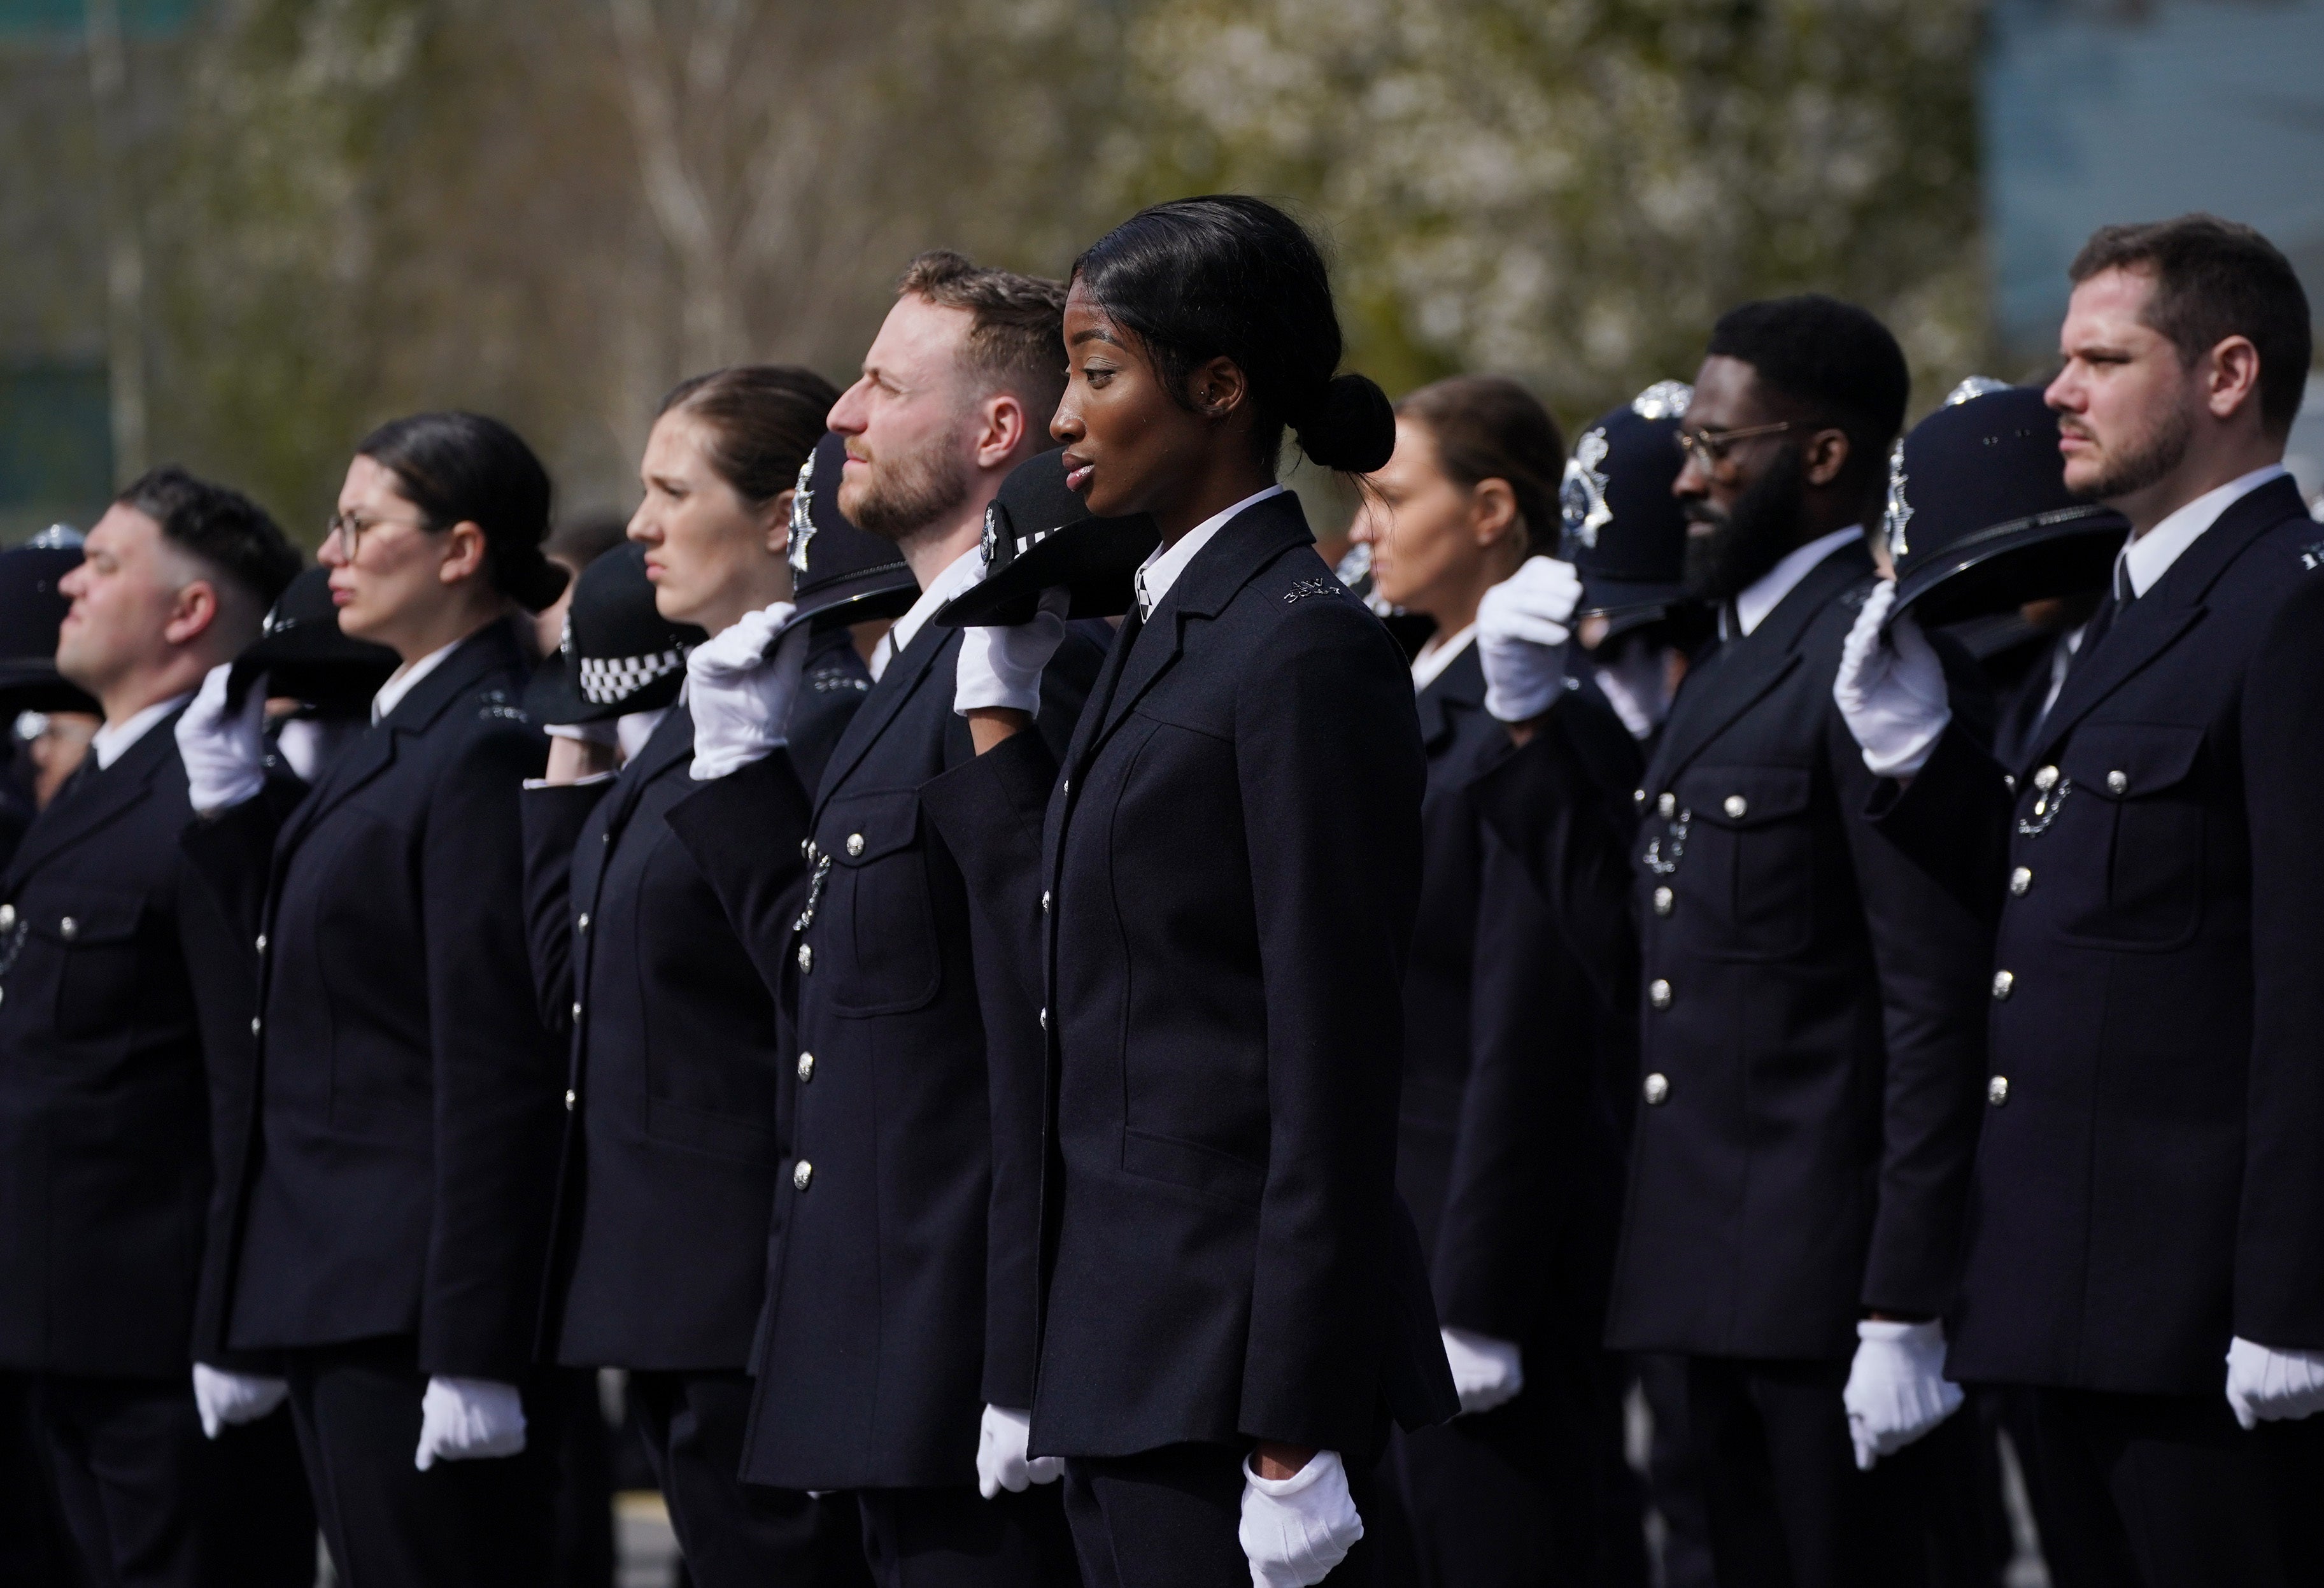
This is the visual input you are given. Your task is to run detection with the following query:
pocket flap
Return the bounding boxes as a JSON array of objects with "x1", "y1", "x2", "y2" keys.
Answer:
[
  {"x1": 823, "y1": 790, "x2": 923, "y2": 866},
  {"x1": 25, "y1": 887, "x2": 144, "y2": 946},
  {"x1": 1678, "y1": 764, "x2": 1812, "y2": 828},
  {"x1": 2060, "y1": 723, "x2": 2204, "y2": 800}
]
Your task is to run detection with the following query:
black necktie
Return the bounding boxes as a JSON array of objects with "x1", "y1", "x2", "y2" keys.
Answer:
[{"x1": 2029, "y1": 558, "x2": 2132, "y2": 748}]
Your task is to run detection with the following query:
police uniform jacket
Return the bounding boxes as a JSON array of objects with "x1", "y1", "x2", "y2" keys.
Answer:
[
  {"x1": 184, "y1": 621, "x2": 565, "y2": 1381},
  {"x1": 664, "y1": 607, "x2": 1102, "y2": 1491},
  {"x1": 1611, "y1": 538, "x2": 1991, "y2": 1361},
  {"x1": 1399, "y1": 645, "x2": 1628, "y2": 1347},
  {"x1": 0, "y1": 712, "x2": 230, "y2": 1377},
  {"x1": 921, "y1": 492, "x2": 1460, "y2": 1461},
  {"x1": 1880, "y1": 473, "x2": 2324, "y2": 1393}
]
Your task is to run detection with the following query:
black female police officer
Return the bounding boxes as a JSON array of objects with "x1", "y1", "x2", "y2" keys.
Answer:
[
  {"x1": 928, "y1": 195, "x2": 1458, "y2": 1588},
  {"x1": 175, "y1": 413, "x2": 571, "y2": 1587},
  {"x1": 521, "y1": 367, "x2": 875, "y2": 1588}
]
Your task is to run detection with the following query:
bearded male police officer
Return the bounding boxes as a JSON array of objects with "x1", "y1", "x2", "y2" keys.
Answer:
[
  {"x1": 1485, "y1": 298, "x2": 1995, "y2": 1584},
  {"x1": 667, "y1": 254, "x2": 1102, "y2": 1586},
  {"x1": 1839, "y1": 215, "x2": 2324, "y2": 1585},
  {"x1": 0, "y1": 469, "x2": 308, "y2": 1588}
]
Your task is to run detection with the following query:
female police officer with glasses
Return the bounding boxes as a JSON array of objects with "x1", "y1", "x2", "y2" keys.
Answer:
[
  {"x1": 174, "y1": 412, "x2": 571, "y2": 1588},
  {"x1": 930, "y1": 195, "x2": 1458, "y2": 1587}
]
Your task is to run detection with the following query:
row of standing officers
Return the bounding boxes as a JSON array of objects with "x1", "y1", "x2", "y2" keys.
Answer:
[{"x1": 0, "y1": 196, "x2": 2320, "y2": 1588}]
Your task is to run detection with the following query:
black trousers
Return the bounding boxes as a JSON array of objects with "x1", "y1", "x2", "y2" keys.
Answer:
[
  {"x1": 28, "y1": 1373, "x2": 314, "y2": 1588},
  {"x1": 848, "y1": 1482, "x2": 1079, "y2": 1588},
  {"x1": 2020, "y1": 1386, "x2": 2324, "y2": 1588},
  {"x1": 1381, "y1": 1346, "x2": 1647, "y2": 1588},
  {"x1": 1063, "y1": 1443, "x2": 1380, "y2": 1588},
  {"x1": 1687, "y1": 1354, "x2": 1995, "y2": 1588},
  {"x1": 1635, "y1": 1354, "x2": 1715, "y2": 1588},
  {"x1": 627, "y1": 1369, "x2": 868, "y2": 1588},
  {"x1": 285, "y1": 1336, "x2": 559, "y2": 1588},
  {"x1": 0, "y1": 1370, "x2": 79, "y2": 1587}
]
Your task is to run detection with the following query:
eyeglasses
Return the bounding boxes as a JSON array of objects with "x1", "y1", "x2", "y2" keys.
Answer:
[
  {"x1": 1674, "y1": 421, "x2": 1797, "y2": 469},
  {"x1": 323, "y1": 511, "x2": 426, "y2": 553}
]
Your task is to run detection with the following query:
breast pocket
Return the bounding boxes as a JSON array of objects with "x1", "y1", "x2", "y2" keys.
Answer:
[
  {"x1": 40, "y1": 888, "x2": 151, "y2": 1044},
  {"x1": 1672, "y1": 764, "x2": 1815, "y2": 961},
  {"x1": 2059, "y1": 723, "x2": 2206, "y2": 949},
  {"x1": 823, "y1": 790, "x2": 942, "y2": 1016}
]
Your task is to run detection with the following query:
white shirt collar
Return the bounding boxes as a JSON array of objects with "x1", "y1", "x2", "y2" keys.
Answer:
[
  {"x1": 1731, "y1": 525, "x2": 1862, "y2": 638},
  {"x1": 371, "y1": 636, "x2": 465, "y2": 724},
  {"x1": 870, "y1": 545, "x2": 984, "y2": 683},
  {"x1": 2118, "y1": 464, "x2": 2288, "y2": 600},
  {"x1": 1408, "y1": 623, "x2": 1476, "y2": 693},
  {"x1": 91, "y1": 691, "x2": 193, "y2": 771},
  {"x1": 1134, "y1": 485, "x2": 1287, "y2": 621}
]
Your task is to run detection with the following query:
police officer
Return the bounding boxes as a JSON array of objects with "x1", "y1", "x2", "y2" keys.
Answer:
[
  {"x1": 0, "y1": 467, "x2": 308, "y2": 1587},
  {"x1": 1490, "y1": 297, "x2": 1995, "y2": 1584},
  {"x1": 1343, "y1": 375, "x2": 1646, "y2": 1587},
  {"x1": 667, "y1": 255, "x2": 1098, "y2": 1585},
  {"x1": 1839, "y1": 215, "x2": 2324, "y2": 1585},
  {"x1": 523, "y1": 369, "x2": 887, "y2": 1588},
  {"x1": 176, "y1": 413, "x2": 572, "y2": 1587}
]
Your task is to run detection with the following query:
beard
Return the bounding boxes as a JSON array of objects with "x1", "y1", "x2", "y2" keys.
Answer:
[
  {"x1": 2071, "y1": 401, "x2": 2193, "y2": 502},
  {"x1": 840, "y1": 435, "x2": 971, "y2": 543},
  {"x1": 1682, "y1": 448, "x2": 1807, "y2": 604}
]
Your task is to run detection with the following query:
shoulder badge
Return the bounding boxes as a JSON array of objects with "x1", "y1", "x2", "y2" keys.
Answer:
[{"x1": 1283, "y1": 577, "x2": 1343, "y2": 604}]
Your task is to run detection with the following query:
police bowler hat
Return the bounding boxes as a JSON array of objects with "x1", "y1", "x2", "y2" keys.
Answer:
[
  {"x1": 772, "y1": 431, "x2": 920, "y2": 641},
  {"x1": 1561, "y1": 381, "x2": 1697, "y2": 641},
  {"x1": 1886, "y1": 380, "x2": 2127, "y2": 627},
  {"x1": 526, "y1": 541, "x2": 704, "y2": 726},
  {"x1": 227, "y1": 566, "x2": 401, "y2": 716},
  {"x1": 0, "y1": 528, "x2": 98, "y2": 716},
  {"x1": 935, "y1": 448, "x2": 1161, "y2": 628}
]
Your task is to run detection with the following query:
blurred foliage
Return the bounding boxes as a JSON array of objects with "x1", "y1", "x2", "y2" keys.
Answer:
[{"x1": 2, "y1": 0, "x2": 1988, "y2": 543}]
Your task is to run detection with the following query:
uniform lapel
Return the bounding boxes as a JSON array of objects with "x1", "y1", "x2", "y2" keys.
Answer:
[
  {"x1": 1415, "y1": 644, "x2": 1484, "y2": 753},
  {"x1": 2025, "y1": 475, "x2": 2304, "y2": 771},
  {"x1": 811, "y1": 618, "x2": 954, "y2": 815},
  {"x1": 1, "y1": 710, "x2": 179, "y2": 890},
  {"x1": 1646, "y1": 539, "x2": 1869, "y2": 789}
]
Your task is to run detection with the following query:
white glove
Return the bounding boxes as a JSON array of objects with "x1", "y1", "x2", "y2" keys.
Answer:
[
  {"x1": 1240, "y1": 1449, "x2": 1363, "y2": 1588},
  {"x1": 686, "y1": 602, "x2": 805, "y2": 781},
  {"x1": 1833, "y1": 580, "x2": 1950, "y2": 779},
  {"x1": 956, "y1": 586, "x2": 1071, "y2": 718},
  {"x1": 1841, "y1": 1319, "x2": 1965, "y2": 1470},
  {"x1": 1441, "y1": 1327, "x2": 1524, "y2": 1415},
  {"x1": 2225, "y1": 1336, "x2": 2324, "y2": 1430},
  {"x1": 975, "y1": 1403, "x2": 1064, "y2": 1499},
  {"x1": 191, "y1": 1364, "x2": 288, "y2": 1440},
  {"x1": 1477, "y1": 557, "x2": 1583, "y2": 723},
  {"x1": 175, "y1": 661, "x2": 267, "y2": 812},
  {"x1": 413, "y1": 1375, "x2": 527, "y2": 1471}
]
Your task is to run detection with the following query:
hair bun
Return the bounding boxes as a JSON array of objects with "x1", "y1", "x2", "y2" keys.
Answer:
[
  {"x1": 502, "y1": 546, "x2": 571, "y2": 613},
  {"x1": 1295, "y1": 373, "x2": 1396, "y2": 474}
]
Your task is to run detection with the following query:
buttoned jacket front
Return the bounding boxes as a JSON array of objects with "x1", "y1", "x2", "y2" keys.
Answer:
[
  {"x1": 0, "y1": 714, "x2": 230, "y2": 1376},
  {"x1": 184, "y1": 621, "x2": 564, "y2": 1382},
  {"x1": 1886, "y1": 474, "x2": 2324, "y2": 1393},
  {"x1": 1611, "y1": 539, "x2": 1991, "y2": 1361}
]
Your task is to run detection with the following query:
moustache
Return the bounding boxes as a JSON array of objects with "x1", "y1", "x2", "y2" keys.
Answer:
[{"x1": 1682, "y1": 501, "x2": 1727, "y2": 528}]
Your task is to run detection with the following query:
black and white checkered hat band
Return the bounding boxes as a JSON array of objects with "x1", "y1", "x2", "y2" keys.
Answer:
[{"x1": 577, "y1": 647, "x2": 686, "y2": 705}]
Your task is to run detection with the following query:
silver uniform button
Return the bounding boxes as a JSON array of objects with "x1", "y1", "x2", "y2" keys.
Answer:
[
  {"x1": 0, "y1": 904, "x2": 15, "y2": 930},
  {"x1": 572, "y1": 1000, "x2": 583, "y2": 1021},
  {"x1": 565, "y1": 1089, "x2": 577, "y2": 1111},
  {"x1": 1648, "y1": 979, "x2": 1672, "y2": 1010},
  {"x1": 793, "y1": 1160, "x2": 814, "y2": 1192},
  {"x1": 2106, "y1": 769, "x2": 2128, "y2": 795},
  {"x1": 1643, "y1": 1072, "x2": 1671, "y2": 1106},
  {"x1": 846, "y1": 833, "x2": 865, "y2": 857},
  {"x1": 2033, "y1": 765, "x2": 2059, "y2": 792},
  {"x1": 797, "y1": 1052, "x2": 814, "y2": 1082},
  {"x1": 1992, "y1": 970, "x2": 2015, "y2": 1001},
  {"x1": 1657, "y1": 793, "x2": 1677, "y2": 819},
  {"x1": 1633, "y1": 788, "x2": 1647, "y2": 807},
  {"x1": 2009, "y1": 867, "x2": 2032, "y2": 896},
  {"x1": 1987, "y1": 1075, "x2": 2009, "y2": 1107},
  {"x1": 1061, "y1": 779, "x2": 1070, "y2": 795},
  {"x1": 576, "y1": 913, "x2": 589, "y2": 933},
  {"x1": 250, "y1": 1017, "x2": 262, "y2": 1036},
  {"x1": 1038, "y1": 1008, "x2": 1049, "y2": 1031},
  {"x1": 1722, "y1": 795, "x2": 1747, "y2": 820},
  {"x1": 255, "y1": 933, "x2": 267, "y2": 953},
  {"x1": 58, "y1": 916, "x2": 76, "y2": 940},
  {"x1": 1652, "y1": 886, "x2": 1674, "y2": 917},
  {"x1": 797, "y1": 944, "x2": 812, "y2": 974},
  {"x1": 1041, "y1": 891, "x2": 1051, "y2": 913}
]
